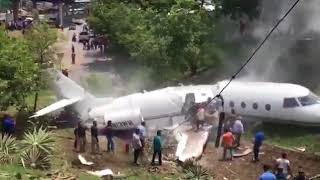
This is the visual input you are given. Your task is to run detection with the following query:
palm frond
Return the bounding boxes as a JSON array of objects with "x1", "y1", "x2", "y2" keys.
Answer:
[
  {"x1": 0, "y1": 135, "x2": 18, "y2": 164},
  {"x1": 20, "y1": 126, "x2": 55, "y2": 169}
]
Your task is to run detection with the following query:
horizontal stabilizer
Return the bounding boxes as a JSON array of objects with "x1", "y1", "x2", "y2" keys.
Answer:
[{"x1": 30, "y1": 97, "x2": 83, "y2": 118}]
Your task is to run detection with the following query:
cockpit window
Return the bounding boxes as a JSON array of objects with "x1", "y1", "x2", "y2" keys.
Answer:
[
  {"x1": 298, "y1": 93, "x2": 319, "y2": 106},
  {"x1": 283, "y1": 98, "x2": 299, "y2": 108}
]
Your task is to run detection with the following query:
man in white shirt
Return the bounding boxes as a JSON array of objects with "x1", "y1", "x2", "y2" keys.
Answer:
[
  {"x1": 132, "y1": 129, "x2": 142, "y2": 165},
  {"x1": 137, "y1": 121, "x2": 147, "y2": 148},
  {"x1": 232, "y1": 116, "x2": 244, "y2": 148},
  {"x1": 275, "y1": 153, "x2": 291, "y2": 177}
]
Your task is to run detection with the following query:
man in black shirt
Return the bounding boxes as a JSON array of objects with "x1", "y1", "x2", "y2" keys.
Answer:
[
  {"x1": 77, "y1": 123, "x2": 87, "y2": 152},
  {"x1": 91, "y1": 121, "x2": 99, "y2": 154}
]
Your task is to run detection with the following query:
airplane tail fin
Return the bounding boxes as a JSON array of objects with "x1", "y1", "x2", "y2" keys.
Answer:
[
  {"x1": 31, "y1": 69, "x2": 95, "y2": 118},
  {"x1": 48, "y1": 69, "x2": 94, "y2": 100}
]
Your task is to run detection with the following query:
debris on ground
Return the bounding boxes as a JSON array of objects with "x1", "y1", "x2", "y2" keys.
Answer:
[
  {"x1": 86, "y1": 169, "x2": 113, "y2": 177},
  {"x1": 294, "y1": 146, "x2": 306, "y2": 152},
  {"x1": 78, "y1": 154, "x2": 94, "y2": 166},
  {"x1": 175, "y1": 125, "x2": 211, "y2": 162},
  {"x1": 233, "y1": 148, "x2": 252, "y2": 157}
]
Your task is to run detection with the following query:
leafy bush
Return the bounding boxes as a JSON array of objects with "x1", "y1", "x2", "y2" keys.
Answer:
[
  {"x1": 0, "y1": 135, "x2": 18, "y2": 164},
  {"x1": 20, "y1": 148, "x2": 51, "y2": 169},
  {"x1": 20, "y1": 126, "x2": 54, "y2": 169},
  {"x1": 182, "y1": 159, "x2": 212, "y2": 180}
]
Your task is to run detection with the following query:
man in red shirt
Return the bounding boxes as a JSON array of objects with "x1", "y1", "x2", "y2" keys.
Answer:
[{"x1": 221, "y1": 129, "x2": 235, "y2": 161}]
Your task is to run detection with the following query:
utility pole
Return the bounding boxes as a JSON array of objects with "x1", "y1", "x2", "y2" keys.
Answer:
[{"x1": 215, "y1": 95, "x2": 225, "y2": 148}]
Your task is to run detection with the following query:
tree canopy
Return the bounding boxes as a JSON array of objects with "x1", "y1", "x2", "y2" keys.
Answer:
[
  {"x1": 89, "y1": 0, "x2": 224, "y2": 82},
  {"x1": 0, "y1": 29, "x2": 39, "y2": 110},
  {"x1": 0, "y1": 0, "x2": 11, "y2": 9},
  {"x1": 24, "y1": 23, "x2": 57, "y2": 111}
]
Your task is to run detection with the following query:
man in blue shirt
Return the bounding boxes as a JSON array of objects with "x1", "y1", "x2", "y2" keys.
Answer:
[
  {"x1": 259, "y1": 164, "x2": 276, "y2": 180},
  {"x1": 2, "y1": 114, "x2": 15, "y2": 137},
  {"x1": 253, "y1": 131, "x2": 265, "y2": 162}
]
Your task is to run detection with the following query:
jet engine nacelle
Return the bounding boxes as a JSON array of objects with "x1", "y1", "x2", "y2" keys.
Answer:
[{"x1": 104, "y1": 107, "x2": 144, "y2": 130}]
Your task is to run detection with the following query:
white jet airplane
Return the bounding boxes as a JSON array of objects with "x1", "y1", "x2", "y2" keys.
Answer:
[{"x1": 31, "y1": 69, "x2": 320, "y2": 130}]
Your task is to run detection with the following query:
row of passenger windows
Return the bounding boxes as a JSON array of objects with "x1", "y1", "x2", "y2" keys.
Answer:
[{"x1": 229, "y1": 101, "x2": 271, "y2": 111}]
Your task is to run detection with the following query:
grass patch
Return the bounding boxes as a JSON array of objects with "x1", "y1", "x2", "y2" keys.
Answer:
[
  {"x1": 78, "y1": 173, "x2": 101, "y2": 180},
  {"x1": 0, "y1": 165, "x2": 45, "y2": 179},
  {"x1": 246, "y1": 122, "x2": 320, "y2": 153},
  {"x1": 124, "y1": 168, "x2": 181, "y2": 180},
  {"x1": 25, "y1": 89, "x2": 56, "y2": 110}
]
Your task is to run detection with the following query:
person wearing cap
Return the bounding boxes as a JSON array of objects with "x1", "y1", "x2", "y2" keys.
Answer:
[
  {"x1": 232, "y1": 116, "x2": 244, "y2": 148},
  {"x1": 132, "y1": 128, "x2": 142, "y2": 165}
]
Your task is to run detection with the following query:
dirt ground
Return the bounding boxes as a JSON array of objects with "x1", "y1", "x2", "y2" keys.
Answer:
[
  {"x1": 200, "y1": 142, "x2": 320, "y2": 180},
  {"x1": 53, "y1": 129, "x2": 180, "y2": 179},
  {"x1": 53, "y1": 128, "x2": 320, "y2": 180}
]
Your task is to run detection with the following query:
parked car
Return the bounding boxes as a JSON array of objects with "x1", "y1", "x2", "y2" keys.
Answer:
[{"x1": 78, "y1": 31, "x2": 89, "y2": 42}]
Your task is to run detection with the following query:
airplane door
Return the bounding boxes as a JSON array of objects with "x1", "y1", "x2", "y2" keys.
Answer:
[{"x1": 181, "y1": 93, "x2": 195, "y2": 114}]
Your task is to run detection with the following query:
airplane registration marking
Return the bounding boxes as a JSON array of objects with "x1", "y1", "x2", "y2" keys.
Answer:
[{"x1": 112, "y1": 120, "x2": 134, "y2": 128}]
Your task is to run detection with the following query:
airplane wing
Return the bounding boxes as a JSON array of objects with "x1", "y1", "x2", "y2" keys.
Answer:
[{"x1": 30, "y1": 97, "x2": 83, "y2": 118}]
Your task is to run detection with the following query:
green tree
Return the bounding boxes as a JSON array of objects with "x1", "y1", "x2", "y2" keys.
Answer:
[
  {"x1": 213, "y1": 0, "x2": 261, "y2": 19},
  {"x1": 24, "y1": 23, "x2": 57, "y2": 112},
  {"x1": 89, "y1": 0, "x2": 221, "y2": 82},
  {"x1": 0, "y1": 0, "x2": 11, "y2": 10},
  {"x1": 0, "y1": 29, "x2": 39, "y2": 110}
]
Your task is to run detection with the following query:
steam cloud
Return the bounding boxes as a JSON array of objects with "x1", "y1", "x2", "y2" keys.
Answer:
[{"x1": 232, "y1": 0, "x2": 320, "y2": 90}]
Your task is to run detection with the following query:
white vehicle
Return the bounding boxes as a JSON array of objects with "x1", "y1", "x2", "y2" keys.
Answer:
[
  {"x1": 78, "y1": 31, "x2": 89, "y2": 42},
  {"x1": 32, "y1": 70, "x2": 320, "y2": 131}
]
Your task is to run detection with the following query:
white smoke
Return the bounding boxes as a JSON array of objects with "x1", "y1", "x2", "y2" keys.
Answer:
[{"x1": 238, "y1": 0, "x2": 320, "y2": 83}]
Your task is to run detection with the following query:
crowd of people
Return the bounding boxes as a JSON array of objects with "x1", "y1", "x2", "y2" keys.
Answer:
[
  {"x1": 73, "y1": 120, "x2": 163, "y2": 166},
  {"x1": 217, "y1": 111, "x2": 308, "y2": 180}
]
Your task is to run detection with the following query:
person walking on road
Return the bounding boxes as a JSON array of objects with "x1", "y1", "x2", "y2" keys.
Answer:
[
  {"x1": 259, "y1": 164, "x2": 276, "y2": 180},
  {"x1": 71, "y1": 44, "x2": 75, "y2": 53},
  {"x1": 105, "y1": 120, "x2": 114, "y2": 153},
  {"x1": 132, "y1": 128, "x2": 142, "y2": 165},
  {"x1": 91, "y1": 120, "x2": 99, "y2": 154},
  {"x1": 232, "y1": 116, "x2": 244, "y2": 148},
  {"x1": 151, "y1": 130, "x2": 162, "y2": 166},
  {"x1": 71, "y1": 52, "x2": 76, "y2": 64},
  {"x1": 253, "y1": 131, "x2": 265, "y2": 162}
]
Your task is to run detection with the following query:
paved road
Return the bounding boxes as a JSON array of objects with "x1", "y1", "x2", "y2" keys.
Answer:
[{"x1": 57, "y1": 23, "x2": 113, "y2": 85}]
